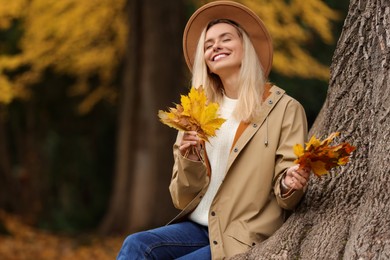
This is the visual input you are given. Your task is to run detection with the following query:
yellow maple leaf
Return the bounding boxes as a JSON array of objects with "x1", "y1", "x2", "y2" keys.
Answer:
[
  {"x1": 293, "y1": 143, "x2": 305, "y2": 158},
  {"x1": 294, "y1": 132, "x2": 356, "y2": 178},
  {"x1": 309, "y1": 161, "x2": 329, "y2": 176},
  {"x1": 158, "y1": 86, "x2": 226, "y2": 142},
  {"x1": 306, "y1": 135, "x2": 322, "y2": 150}
]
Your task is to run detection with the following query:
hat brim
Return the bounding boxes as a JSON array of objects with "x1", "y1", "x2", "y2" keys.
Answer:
[{"x1": 183, "y1": 1, "x2": 273, "y2": 77}]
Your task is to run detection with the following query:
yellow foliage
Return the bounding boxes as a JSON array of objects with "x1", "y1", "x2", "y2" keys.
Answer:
[
  {"x1": 0, "y1": 0, "x2": 127, "y2": 111},
  {"x1": 0, "y1": 0, "x2": 27, "y2": 28},
  {"x1": 0, "y1": 75, "x2": 13, "y2": 104},
  {"x1": 158, "y1": 86, "x2": 226, "y2": 142},
  {"x1": 77, "y1": 86, "x2": 117, "y2": 115},
  {"x1": 196, "y1": 0, "x2": 341, "y2": 80}
]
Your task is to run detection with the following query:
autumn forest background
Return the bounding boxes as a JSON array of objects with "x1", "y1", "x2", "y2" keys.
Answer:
[{"x1": 0, "y1": 0, "x2": 350, "y2": 258}]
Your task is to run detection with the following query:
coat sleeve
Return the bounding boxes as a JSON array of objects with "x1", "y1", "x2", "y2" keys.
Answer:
[
  {"x1": 169, "y1": 132, "x2": 210, "y2": 210},
  {"x1": 273, "y1": 98, "x2": 308, "y2": 210}
]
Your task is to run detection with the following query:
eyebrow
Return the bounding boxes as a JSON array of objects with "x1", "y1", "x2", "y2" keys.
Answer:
[{"x1": 204, "y1": 32, "x2": 234, "y2": 46}]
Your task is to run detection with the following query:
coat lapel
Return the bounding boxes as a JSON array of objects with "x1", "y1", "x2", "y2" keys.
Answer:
[{"x1": 226, "y1": 85, "x2": 285, "y2": 172}]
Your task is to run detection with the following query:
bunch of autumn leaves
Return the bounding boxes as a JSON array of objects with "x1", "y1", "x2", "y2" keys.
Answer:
[
  {"x1": 158, "y1": 86, "x2": 356, "y2": 177},
  {"x1": 158, "y1": 86, "x2": 226, "y2": 143},
  {"x1": 293, "y1": 132, "x2": 356, "y2": 177}
]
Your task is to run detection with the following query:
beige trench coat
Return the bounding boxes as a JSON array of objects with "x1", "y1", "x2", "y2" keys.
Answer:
[{"x1": 168, "y1": 85, "x2": 308, "y2": 259}]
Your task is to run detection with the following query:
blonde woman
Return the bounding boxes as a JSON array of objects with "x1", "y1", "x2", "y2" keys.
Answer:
[{"x1": 118, "y1": 2, "x2": 310, "y2": 259}]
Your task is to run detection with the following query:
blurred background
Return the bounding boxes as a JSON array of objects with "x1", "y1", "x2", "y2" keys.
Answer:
[{"x1": 0, "y1": 0, "x2": 348, "y2": 258}]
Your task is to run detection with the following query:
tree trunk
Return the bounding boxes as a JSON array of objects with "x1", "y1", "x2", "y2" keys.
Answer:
[
  {"x1": 100, "y1": 0, "x2": 186, "y2": 234},
  {"x1": 233, "y1": 0, "x2": 390, "y2": 259},
  {"x1": 0, "y1": 112, "x2": 15, "y2": 210},
  {"x1": 0, "y1": 103, "x2": 45, "y2": 224}
]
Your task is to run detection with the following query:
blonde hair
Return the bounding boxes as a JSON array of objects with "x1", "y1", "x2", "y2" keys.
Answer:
[{"x1": 191, "y1": 20, "x2": 266, "y2": 123}]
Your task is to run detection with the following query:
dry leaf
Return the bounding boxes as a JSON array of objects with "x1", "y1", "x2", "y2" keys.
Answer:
[
  {"x1": 158, "y1": 86, "x2": 226, "y2": 142},
  {"x1": 293, "y1": 132, "x2": 356, "y2": 178}
]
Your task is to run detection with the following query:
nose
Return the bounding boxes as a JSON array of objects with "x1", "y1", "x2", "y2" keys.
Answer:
[
  {"x1": 212, "y1": 40, "x2": 222, "y2": 52},
  {"x1": 213, "y1": 44, "x2": 221, "y2": 52}
]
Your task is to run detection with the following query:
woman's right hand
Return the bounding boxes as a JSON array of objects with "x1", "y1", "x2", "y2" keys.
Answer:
[{"x1": 179, "y1": 131, "x2": 201, "y2": 161}]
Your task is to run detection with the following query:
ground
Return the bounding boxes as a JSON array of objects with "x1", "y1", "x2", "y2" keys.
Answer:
[{"x1": 0, "y1": 211, "x2": 124, "y2": 260}]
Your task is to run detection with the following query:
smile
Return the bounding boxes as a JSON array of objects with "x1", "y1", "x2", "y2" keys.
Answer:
[{"x1": 212, "y1": 53, "x2": 229, "y2": 61}]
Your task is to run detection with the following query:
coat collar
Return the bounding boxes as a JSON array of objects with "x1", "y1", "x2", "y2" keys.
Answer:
[{"x1": 226, "y1": 84, "x2": 285, "y2": 171}]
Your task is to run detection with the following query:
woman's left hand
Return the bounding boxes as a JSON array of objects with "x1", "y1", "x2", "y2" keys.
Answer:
[{"x1": 283, "y1": 165, "x2": 310, "y2": 191}]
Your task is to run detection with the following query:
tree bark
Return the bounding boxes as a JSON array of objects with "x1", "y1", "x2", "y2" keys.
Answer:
[
  {"x1": 100, "y1": 0, "x2": 186, "y2": 234},
  {"x1": 233, "y1": 0, "x2": 390, "y2": 259}
]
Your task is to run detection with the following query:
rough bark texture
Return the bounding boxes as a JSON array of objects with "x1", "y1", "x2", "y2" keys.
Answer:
[
  {"x1": 100, "y1": 0, "x2": 186, "y2": 234},
  {"x1": 233, "y1": 0, "x2": 390, "y2": 259}
]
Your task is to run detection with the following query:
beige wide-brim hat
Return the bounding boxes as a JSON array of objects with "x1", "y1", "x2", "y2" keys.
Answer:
[{"x1": 183, "y1": 1, "x2": 273, "y2": 77}]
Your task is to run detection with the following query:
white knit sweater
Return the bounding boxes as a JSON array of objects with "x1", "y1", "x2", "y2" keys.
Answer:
[{"x1": 189, "y1": 95, "x2": 240, "y2": 226}]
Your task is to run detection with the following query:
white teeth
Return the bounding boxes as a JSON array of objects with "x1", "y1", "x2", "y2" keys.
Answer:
[{"x1": 213, "y1": 54, "x2": 227, "y2": 61}]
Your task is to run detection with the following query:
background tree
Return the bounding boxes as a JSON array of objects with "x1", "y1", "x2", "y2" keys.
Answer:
[
  {"x1": 99, "y1": 0, "x2": 187, "y2": 234},
  {"x1": 0, "y1": 0, "x2": 126, "y2": 229},
  {"x1": 233, "y1": 0, "x2": 390, "y2": 258}
]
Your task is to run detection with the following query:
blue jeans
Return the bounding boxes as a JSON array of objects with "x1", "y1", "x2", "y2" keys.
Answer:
[{"x1": 117, "y1": 221, "x2": 211, "y2": 260}]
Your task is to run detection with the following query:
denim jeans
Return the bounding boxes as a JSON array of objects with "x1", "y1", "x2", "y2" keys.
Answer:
[{"x1": 117, "y1": 221, "x2": 211, "y2": 260}]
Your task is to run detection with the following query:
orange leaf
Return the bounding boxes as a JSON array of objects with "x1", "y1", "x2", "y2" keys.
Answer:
[
  {"x1": 294, "y1": 132, "x2": 356, "y2": 178},
  {"x1": 309, "y1": 160, "x2": 329, "y2": 176}
]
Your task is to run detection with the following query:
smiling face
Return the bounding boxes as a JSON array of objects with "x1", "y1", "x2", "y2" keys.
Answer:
[{"x1": 204, "y1": 22, "x2": 244, "y2": 76}]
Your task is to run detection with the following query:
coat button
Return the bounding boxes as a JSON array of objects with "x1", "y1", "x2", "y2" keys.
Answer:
[
  {"x1": 213, "y1": 241, "x2": 218, "y2": 245},
  {"x1": 211, "y1": 211, "x2": 216, "y2": 216},
  {"x1": 253, "y1": 123, "x2": 257, "y2": 128},
  {"x1": 233, "y1": 148, "x2": 238, "y2": 152},
  {"x1": 276, "y1": 90, "x2": 281, "y2": 95},
  {"x1": 268, "y1": 100, "x2": 273, "y2": 105}
]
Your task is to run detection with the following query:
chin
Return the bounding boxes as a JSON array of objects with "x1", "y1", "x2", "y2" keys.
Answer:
[{"x1": 211, "y1": 65, "x2": 239, "y2": 75}]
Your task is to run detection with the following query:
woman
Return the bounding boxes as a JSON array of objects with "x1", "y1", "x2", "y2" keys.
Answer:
[{"x1": 117, "y1": 1, "x2": 310, "y2": 259}]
